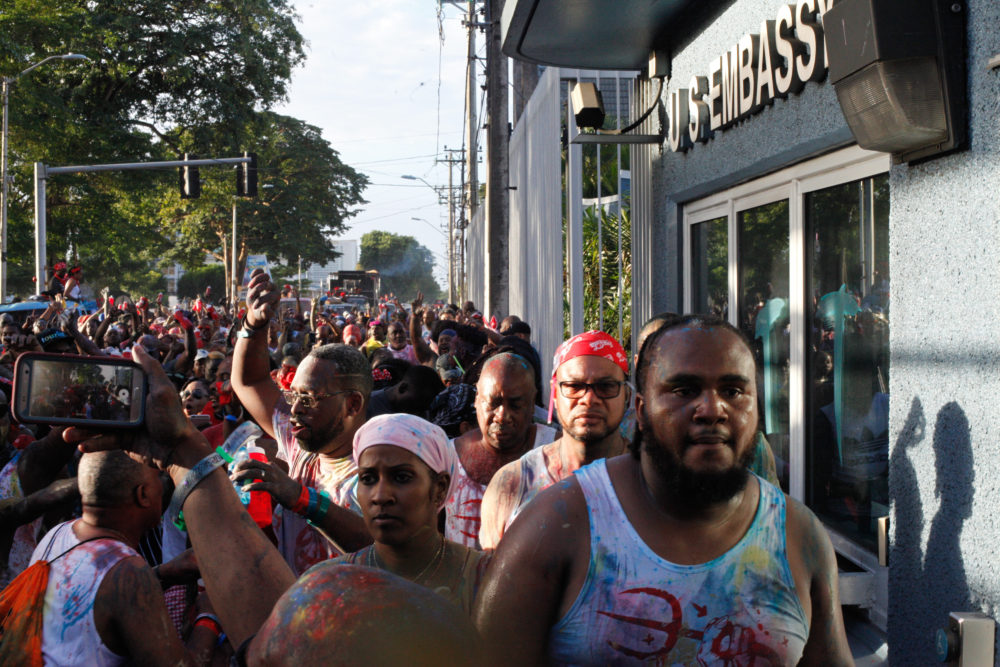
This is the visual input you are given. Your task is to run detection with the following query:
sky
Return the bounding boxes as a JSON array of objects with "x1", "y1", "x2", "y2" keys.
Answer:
[{"x1": 274, "y1": 1, "x2": 477, "y2": 290}]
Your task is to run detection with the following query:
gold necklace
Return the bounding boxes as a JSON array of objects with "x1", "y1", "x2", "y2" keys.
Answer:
[{"x1": 368, "y1": 537, "x2": 446, "y2": 583}]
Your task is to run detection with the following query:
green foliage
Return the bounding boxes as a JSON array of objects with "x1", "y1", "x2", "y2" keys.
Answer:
[
  {"x1": 359, "y1": 231, "x2": 441, "y2": 302},
  {"x1": 0, "y1": 0, "x2": 327, "y2": 298},
  {"x1": 176, "y1": 265, "x2": 225, "y2": 300},
  {"x1": 561, "y1": 125, "x2": 632, "y2": 353},
  {"x1": 155, "y1": 111, "x2": 369, "y2": 294},
  {"x1": 582, "y1": 206, "x2": 631, "y2": 352}
]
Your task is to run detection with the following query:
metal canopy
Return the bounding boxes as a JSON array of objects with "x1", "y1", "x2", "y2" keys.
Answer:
[{"x1": 501, "y1": 0, "x2": 701, "y2": 70}]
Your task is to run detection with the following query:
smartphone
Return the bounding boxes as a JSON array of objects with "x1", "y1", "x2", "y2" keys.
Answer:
[
  {"x1": 13, "y1": 352, "x2": 147, "y2": 428},
  {"x1": 188, "y1": 414, "x2": 211, "y2": 429}
]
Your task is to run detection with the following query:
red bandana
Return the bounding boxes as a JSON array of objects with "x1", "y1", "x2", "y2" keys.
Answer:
[{"x1": 547, "y1": 331, "x2": 628, "y2": 422}]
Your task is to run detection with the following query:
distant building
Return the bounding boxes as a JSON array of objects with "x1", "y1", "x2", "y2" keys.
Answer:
[{"x1": 296, "y1": 239, "x2": 359, "y2": 294}]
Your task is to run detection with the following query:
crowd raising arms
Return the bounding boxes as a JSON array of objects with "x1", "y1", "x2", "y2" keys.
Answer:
[{"x1": 0, "y1": 268, "x2": 854, "y2": 666}]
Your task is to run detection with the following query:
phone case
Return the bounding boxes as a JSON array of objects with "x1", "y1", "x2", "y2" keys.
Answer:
[{"x1": 12, "y1": 352, "x2": 147, "y2": 428}]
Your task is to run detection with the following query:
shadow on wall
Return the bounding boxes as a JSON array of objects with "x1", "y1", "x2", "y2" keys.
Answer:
[{"x1": 889, "y1": 399, "x2": 975, "y2": 664}]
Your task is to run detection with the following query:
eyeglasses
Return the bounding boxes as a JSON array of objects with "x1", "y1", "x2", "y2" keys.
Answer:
[
  {"x1": 281, "y1": 389, "x2": 355, "y2": 409},
  {"x1": 181, "y1": 389, "x2": 207, "y2": 400},
  {"x1": 557, "y1": 380, "x2": 627, "y2": 400}
]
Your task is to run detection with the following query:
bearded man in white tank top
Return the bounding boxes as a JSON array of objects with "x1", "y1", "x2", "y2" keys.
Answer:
[{"x1": 474, "y1": 316, "x2": 853, "y2": 666}]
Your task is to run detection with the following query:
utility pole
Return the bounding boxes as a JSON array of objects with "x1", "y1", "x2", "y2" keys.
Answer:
[
  {"x1": 464, "y1": 0, "x2": 479, "y2": 305},
  {"x1": 440, "y1": 148, "x2": 464, "y2": 305},
  {"x1": 485, "y1": 0, "x2": 508, "y2": 318}
]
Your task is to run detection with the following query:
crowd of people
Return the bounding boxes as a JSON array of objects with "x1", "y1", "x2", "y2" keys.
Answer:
[{"x1": 0, "y1": 268, "x2": 855, "y2": 666}]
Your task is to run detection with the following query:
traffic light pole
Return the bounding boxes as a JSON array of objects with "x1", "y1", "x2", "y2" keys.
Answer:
[{"x1": 31, "y1": 155, "x2": 253, "y2": 294}]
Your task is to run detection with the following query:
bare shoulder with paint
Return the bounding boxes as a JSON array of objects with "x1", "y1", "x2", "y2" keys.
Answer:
[
  {"x1": 479, "y1": 456, "x2": 527, "y2": 550},
  {"x1": 783, "y1": 494, "x2": 854, "y2": 666},
  {"x1": 474, "y1": 474, "x2": 589, "y2": 666}
]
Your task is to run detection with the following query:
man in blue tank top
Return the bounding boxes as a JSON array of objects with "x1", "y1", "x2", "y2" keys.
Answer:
[{"x1": 474, "y1": 315, "x2": 853, "y2": 666}]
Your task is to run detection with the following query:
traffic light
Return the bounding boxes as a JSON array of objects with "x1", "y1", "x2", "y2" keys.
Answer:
[
  {"x1": 179, "y1": 153, "x2": 200, "y2": 199},
  {"x1": 236, "y1": 151, "x2": 258, "y2": 197}
]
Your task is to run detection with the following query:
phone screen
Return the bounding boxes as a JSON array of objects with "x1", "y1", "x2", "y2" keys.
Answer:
[{"x1": 14, "y1": 354, "x2": 146, "y2": 427}]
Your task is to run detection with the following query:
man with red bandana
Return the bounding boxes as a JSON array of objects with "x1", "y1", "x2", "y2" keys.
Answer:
[{"x1": 479, "y1": 331, "x2": 630, "y2": 549}]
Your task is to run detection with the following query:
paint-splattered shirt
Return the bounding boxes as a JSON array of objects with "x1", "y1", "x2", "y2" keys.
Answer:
[
  {"x1": 444, "y1": 424, "x2": 556, "y2": 550},
  {"x1": 479, "y1": 440, "x2": 574, "y2": 550},
  {"x1": 31, "y1": 521, "x2": 138, "y2": 667},
  {"x1": 548, "y1": 460, "x2": 808, "y2": 665},
  {"x1": 272, "y1": 402, "x2": 361, "y2": 575},
  {"x1": 0, "y1": 455, "x2": 40, "y2": 588}
]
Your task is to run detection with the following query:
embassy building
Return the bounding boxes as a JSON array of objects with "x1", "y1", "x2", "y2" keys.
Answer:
[{"x1": 498, "y1": 0, "x2": 1000, "y2": 662}]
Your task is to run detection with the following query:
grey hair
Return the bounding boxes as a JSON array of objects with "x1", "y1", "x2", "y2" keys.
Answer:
[
  {"x1": 78, "y1": 451, "x2": 147, "y2": 507},
  {"x1": 308, "y1": 343, "x2": 374, "y2": 398}
]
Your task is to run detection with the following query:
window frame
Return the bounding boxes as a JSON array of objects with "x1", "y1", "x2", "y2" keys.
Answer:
[{"x1": 682, "y1": 145, "x2": 892, "y2": 627}]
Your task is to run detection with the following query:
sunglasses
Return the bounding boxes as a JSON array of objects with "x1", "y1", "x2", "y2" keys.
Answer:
[
  {"x1": 557, "y1": 380, "x2": 627, "y2": 400},
  {"x1": 280, "y1": 389, "x2": 356, "y2": 409},
  {"x1": 181, "y1": 389, "x2": 208, "y2": 400}
]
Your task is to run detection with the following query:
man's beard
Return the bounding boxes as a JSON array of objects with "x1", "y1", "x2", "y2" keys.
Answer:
[
  {"x1": 564, "y1": 418, "x2": 613, "y2": 447},
  {"x1": 294, "y1": 419, "x2": 345, "y2": 454},
  {"x1": 641, "y1": 429, "x2": 754, "y2": 511}
]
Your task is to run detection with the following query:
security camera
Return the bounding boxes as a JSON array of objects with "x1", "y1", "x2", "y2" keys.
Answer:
[{"x1": 571, "y1": 82, "x2": 605, "y2": 130}]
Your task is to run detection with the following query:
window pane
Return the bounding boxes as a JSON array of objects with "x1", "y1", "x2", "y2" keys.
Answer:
[
  {"x1": 738, "y1": 200, "x2": 790, "y2": 490},
  {"x1": 806, "y1": 174, "x2": 890, "y2": 552},
  {"x1": 690, "y1": 216, "x2": 728, "y2": 317}
]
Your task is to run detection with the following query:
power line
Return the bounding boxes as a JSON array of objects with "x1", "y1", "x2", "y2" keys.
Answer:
[{"x1": 352, "y1": 153, "x2": 441, "y2": 166}]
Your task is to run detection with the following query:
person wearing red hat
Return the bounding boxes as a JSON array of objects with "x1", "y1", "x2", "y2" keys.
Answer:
[
  {"x1": 45, "y1": 261, "x2": 68, "y2": 297},
  {"x1": 63, "y1": 265, "x2": 83, "y2": 300},
  {"x1": 479, "y1": 331, "x2": 630, "y2": 549}
]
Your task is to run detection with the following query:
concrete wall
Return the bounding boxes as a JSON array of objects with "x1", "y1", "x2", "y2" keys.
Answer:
[{"x1": 887, "y1": 1, "x2": 1000, "y2": 662}]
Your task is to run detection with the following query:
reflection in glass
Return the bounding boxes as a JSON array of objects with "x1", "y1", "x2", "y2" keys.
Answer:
[
  {"x1": 806, "y1": 174, "x2": 889, "y2": 552},
  {"x1": 691, "y1": 216, "x2": 728, "y2": 317},
  {"x1": 738, "y1": 201, "x2": 790, "y2": 491}
]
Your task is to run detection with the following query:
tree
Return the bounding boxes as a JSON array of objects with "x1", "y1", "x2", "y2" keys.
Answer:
[
  {"x1": 155, "y1": 112, "x2": 368, "y2": 299},
  {"x1": 359, "y1": 231, "x2": 441, "y2": 302},
  {"x1": 0, "y1": 0, "x2": 307, "y2": 296},
  {"x1": 176, "y1": 265, "x2": 225, "y2": 301}
]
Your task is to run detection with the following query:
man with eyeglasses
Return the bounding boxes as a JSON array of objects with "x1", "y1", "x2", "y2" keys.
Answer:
[
  {"x1": 231, "y1": 270, "x2": 373, "y2": 575},
  {"x1": 479, "y1": 331, "x2": 630, "y2": 549}
]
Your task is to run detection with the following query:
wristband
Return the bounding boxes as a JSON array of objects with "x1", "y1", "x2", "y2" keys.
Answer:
[
  {"x1": 194, "y1": 614, "x2": 223, "y2": 637},
  {"x1": 307, "y1": 490, "x2": 331, "y2": 524},
  {"x1": 301, "y1": 487, "x2": 318, "y2": 518},
  {"x1": 169, "y1": 448, "x2": 229, "y2": 530},
  {"x1": 290, "y1": 485, "x2": 310, "y2": 514},
  {"x1": 238, "y1": 317, "x2": 268, "y2": 339}
]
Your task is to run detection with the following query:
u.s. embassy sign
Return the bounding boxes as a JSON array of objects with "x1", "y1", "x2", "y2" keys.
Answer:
[{"x1": 667, "y1": 0, "x2": 835, "y2": 153}]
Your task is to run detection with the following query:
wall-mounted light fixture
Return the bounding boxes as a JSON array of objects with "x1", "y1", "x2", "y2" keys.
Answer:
[{"x1": 825, "y1": 0, "x2": 967, "y2": 164}]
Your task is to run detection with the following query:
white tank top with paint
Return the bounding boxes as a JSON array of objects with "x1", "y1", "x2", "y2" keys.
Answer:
[
  {"x1": 31, "y1": 521, "x2": 138, "y2": 667},
  {"x1": 548, "y1": 460, "x2": 809, "y2": 666}
]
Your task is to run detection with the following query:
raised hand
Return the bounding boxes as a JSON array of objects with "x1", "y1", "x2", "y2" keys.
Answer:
[{"x1": 245, "y1": 270, "x2": 280, "y2": 329}]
